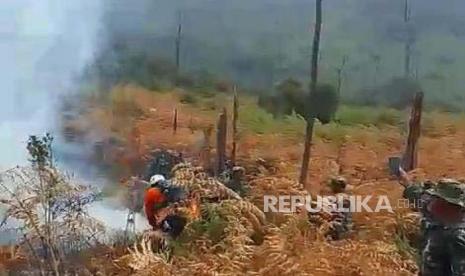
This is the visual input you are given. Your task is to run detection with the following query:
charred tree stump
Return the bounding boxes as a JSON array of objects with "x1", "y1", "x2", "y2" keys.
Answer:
[
  {"x1": 402, "y1": 91, "x2": 423, "y2": 171},
  {"x1": 173, "y1": 108, "x2": 178, "y2": 135},
  {"x1": 216, "y1": 108, "x2": 228, "y2": 176},
  {"x1": 231, "y1": 88, "x2": 239, "y2": 165},
  {"x1": 201, "y1": 125, "x2": 213, "y2": 172}
]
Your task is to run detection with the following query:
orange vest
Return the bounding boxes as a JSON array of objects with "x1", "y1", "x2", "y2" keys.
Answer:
[{"x1": 144, "y1": 187, "x2": 167, "y2": 227}]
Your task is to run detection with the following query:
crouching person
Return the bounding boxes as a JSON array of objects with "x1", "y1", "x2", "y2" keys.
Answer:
[
  {"x1": 144, "y1": 174, "x2": 187, "y2": 239},
  {"x1": 327, "y1": 176, "x2": 353, "y2": 240},
  {"x1": 399, "y1": 168, "x2": 465, "y2": 276}
]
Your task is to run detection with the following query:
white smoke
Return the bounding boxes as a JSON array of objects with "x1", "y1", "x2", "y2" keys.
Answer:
[
  {"x1": 0, "y1": 1, "x2": 149, "y2": 234},
  {"x1": 0, "y1": 0, "x2": 102, "y2": 169}
]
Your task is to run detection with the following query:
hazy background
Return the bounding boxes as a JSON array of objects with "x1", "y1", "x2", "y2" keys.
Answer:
[
  {"x1": 91, "y1": 0, "x2": 465, "y2": 111},
  {"x1": 3, "y1": 0, "x2": 465, "y2": 170}
]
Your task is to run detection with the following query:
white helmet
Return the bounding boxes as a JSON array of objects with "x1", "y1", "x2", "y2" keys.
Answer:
[{"x1": 150, "y1": 174, "x2": 165, "y2": 185}]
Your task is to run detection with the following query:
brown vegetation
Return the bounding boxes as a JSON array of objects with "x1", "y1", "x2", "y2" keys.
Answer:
[{"x1": 14, "y1": 85, "x2": 465, "y2": 275}]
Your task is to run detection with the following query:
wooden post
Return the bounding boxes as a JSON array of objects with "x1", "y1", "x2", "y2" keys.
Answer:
[
  {"x1": 173, "y1": 108, "x2": 178, "y2": 135},
  {"x1": 216, "y1": 108, "x2": 228, "y2": 176},
  {"x1": 189, "y1": 116, "x2": 194, "y2": 134},
  {"x1": 231, "y1": 87, "x2": 239, "y2": 165},
  {"x1": 201, "y1": 125, "x2": 213, "y2": 172},
  {"x1": 300, "y1": 0, "x2": 323, "y2": 188},
  {"x1": 402, "y1": 91, "x2": 423, "y2": 171}
]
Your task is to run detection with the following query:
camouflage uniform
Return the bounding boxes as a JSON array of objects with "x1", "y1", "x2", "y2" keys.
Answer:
[
  {"x1": 327, "y1": 193, "x2": 353, "y2": 240},
  {"x1": 326, "y1": 177, "x2": 353, "y2": 240},
  {"x1": 219, "y1": 165, "x2": 248, "y2": 196},
  {"x1": 145, "y1": 149, "x2": 183, "y2": 180},
  {"x1": 403, "y1": 179, "x2": 465, "y2": 276}
]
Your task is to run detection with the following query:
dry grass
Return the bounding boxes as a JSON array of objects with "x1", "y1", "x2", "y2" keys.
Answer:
[
  {"x1": 112, "y1": 165, "x2": 418, "y2": 275},
  {"x1": 61, "y1": 85, "x2": 465, "y2": 275}
]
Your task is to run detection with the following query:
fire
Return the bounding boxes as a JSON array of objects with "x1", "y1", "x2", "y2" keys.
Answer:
[{"x1": 188, "y1": 195, "x2": 201, "y2": 220}]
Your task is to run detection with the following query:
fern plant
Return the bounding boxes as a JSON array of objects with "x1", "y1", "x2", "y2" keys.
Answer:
[{"x1": 0, "y1": 134, "x2": 104, "y2": 275}]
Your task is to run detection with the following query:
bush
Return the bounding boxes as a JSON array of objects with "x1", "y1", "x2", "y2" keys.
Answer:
[
  {"x1": 308, "y1": 84, "x2": 339, "y2": 124},
  {"x1": 258, "y1": 78, "x2": 339, "y2": 124},
  {"x1": 179, "y1": 204, "x2": 228, "y2": 244}
]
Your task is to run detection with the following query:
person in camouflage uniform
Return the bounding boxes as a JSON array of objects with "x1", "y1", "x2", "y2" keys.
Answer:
[
  {"x1": 219, "y1": 163, "x2": 248, "y2": 196},
  {"x1": 144, "y1": 149, "x2": 183, "y2": 180},
  {"x1": 327, "y1": 176, "x2": 353, "y2": 240},
  {"x1": 399, "y1": 168, "x2": 465, "y2": 276}
]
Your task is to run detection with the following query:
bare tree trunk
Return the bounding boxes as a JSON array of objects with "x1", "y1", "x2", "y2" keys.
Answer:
[
  {"x1": 173, "y1": 108, "x2": 178, "y2": 135},
  {"x1": 404, "y1": 0, "x2": 412, "y2": 78},
  {"x1": 231, "y1": 88, "x2": 239, "y2": 165},
  {"x1": 336, "y1": 55, "x2": 348, "y2": 96},
  {"x1": 175, "y1": 11, "x2": 182, "y2": 73},
  {"x1": 402, "y1": 91, "x2": 423, "y2": 171},
  {"x1": 216, "y1": 108, "x2": 228, "y2": 176},
  {"x1": 300, "y1": 0, "x2": 323, "y2": 188}
]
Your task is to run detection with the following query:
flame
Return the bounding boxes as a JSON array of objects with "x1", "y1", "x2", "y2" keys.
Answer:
[{"x1": 189, "y1": 195, "x2": 201, "y2": 219}]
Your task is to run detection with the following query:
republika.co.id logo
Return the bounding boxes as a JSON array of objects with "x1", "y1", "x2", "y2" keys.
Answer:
[{"x1": 263, "y1": 195, "x2": 396, "y2": 213}]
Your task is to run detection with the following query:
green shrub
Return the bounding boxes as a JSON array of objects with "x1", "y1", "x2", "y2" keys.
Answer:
[
  {"x1": 187, "y1": 204, "x2": 228, "y2": 244},
  {"x1": 374, "y1": 109, "x2": 403, "y2": 127},
  {"x1": 280, "y1": 113, "x2": 306, "y2": 139},
  {"x1": 336, "y1": 106, "x2": 403, "y2": 127},
  {"x1": 336, "y1": 106, "x2": 375, "y2": 126},
  {"x1": 308, "y1": 83, "x2": 340, "y2": 124},
  {"x1": 258, "y1": 79, "x2": 339, "y2": 124},
  {"x1": 315, "y1": 123, "x2": 348, "y2": 145},
  {"x1": 239, "y1": 104, "x2": 276, "y2": 134}
]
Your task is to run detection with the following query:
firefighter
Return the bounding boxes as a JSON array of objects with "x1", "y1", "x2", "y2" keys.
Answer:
[
  {"x1": 144, "y1": 174, "x2": 168, "y2": 229},
  {"x1": 144, "y1": 174, "x2": 187, "y2": 238}
]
